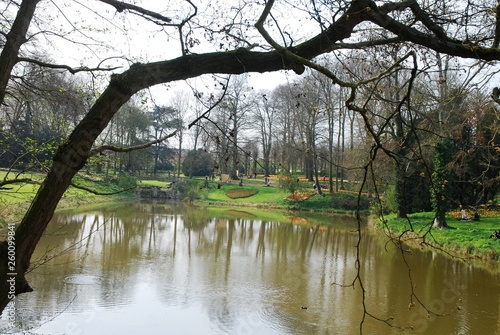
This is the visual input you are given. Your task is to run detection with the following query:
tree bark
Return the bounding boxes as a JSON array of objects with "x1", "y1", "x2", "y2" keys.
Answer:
[{"x1": 0, "y1": 0, "x2": 40, "y2": 103}]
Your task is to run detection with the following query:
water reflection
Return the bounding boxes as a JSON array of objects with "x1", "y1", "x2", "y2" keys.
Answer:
[{"x1": 1, "y1": 203, "x2": 499, "y2": 334}]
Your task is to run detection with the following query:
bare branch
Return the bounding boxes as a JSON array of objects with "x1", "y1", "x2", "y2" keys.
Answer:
[
  {"x1": 98, "y1": 0, "x2": 172, "y2": 23},
  {"x1": 187, "y1": 80, "x2": 229, "y2": 129},
  {"x1": 177, "y1": 0, "x2": 198, "y2": 55},
  {"x1": 69, "y1": 181, "x2": 136, "y2": 195},
  {"x1": 90, "y1": 130, "x2": 177, "y2": 155},
  {"x1": 17, "y1": 57, "x2": 121, "y2": 74},
  {"x1": 366, "y1": 1, "x2": 499, "y2": 60},
  {"x1": 0, "y1": 178, "x2": 36, "y2": 190},
  {"x1": 407, "y1": 1, "x2": 448, "y2": 39}
]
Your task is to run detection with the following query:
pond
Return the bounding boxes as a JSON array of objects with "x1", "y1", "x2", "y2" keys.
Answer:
[{"x1": 0, "y1": 203, "x2": 498, "y2": 334}]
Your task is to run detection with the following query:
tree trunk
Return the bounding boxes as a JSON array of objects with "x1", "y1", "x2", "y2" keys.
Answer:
[
  {"x1": 395, "y1": 161, "x2": 408, "y2": 219},
  {"x1": 313, "y1": 154, "x2": 322, "y2": 196},
  {"x1": 327, "y1": 94, "x2": 334, "y2": 194},
  {"x1": 0, "y1": 0, "x2": 40, "y2": 103},
  {"x1": 177, "y1": 130, "x2": 183, "y2": 178},
  {"x1": 340, "y1": 103, "x2": 346, "y2": 190},
  {"x1": 0, "y1": 79, "x2": 131, "y2": 311}
]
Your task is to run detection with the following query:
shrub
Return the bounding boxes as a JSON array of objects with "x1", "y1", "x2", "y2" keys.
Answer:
[
  {"x1": 334, "y1": 192, "x2": 370, "y2": 211},
  {"x1": 182, "y1": 149, "x2": 214, "y2": 177},
  {"x1": 118, "y1": 172, "x2": 137, "y2": 189},
  {"x1": 277, "y1": 170, "x2": 302, "y2": 194}
]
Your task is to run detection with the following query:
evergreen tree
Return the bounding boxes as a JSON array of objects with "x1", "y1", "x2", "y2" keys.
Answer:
[
  {"x1": 182, "y1": 149, "x2": 215, "y2": 177},
  {"x1": 431, "y1": 139, "x2": 454, "y2": 228}
]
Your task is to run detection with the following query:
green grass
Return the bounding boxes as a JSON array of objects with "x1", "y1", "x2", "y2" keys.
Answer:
[
  {"x1": 0, "y1": 170, "x2": 136, "y2": 224},
  {"x1": 205, "y1": 183, "x2": 290, "y2": 205},
  {"x1": 377, "y1": 211, "x2": 500, "y2": 263},
  {"x1": 0, "y1": 170, "x2": 131, "y2": 205},
  {"x1": 137, "y1": 179, "x2": 170, "y2": 189},
  {"x1": 189, "y1": 176, "x2": 372, "y2": 213},
  {"x1": 0, "y1": 170, "x2": 42, "y2": 205},
  {"x1": 0, "y1": 170, "x2": 42, "y2": 224}
]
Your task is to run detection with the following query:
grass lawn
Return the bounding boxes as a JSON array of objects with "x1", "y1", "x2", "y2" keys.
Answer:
[
  {"x1": 378, "y1": 211, "x2": 500, "y2": 263},
  {"x1": 0, "y1": 170, "x2": 42, "y2": 205},
  {"x1": 137, "y1": 179, "x2": 171, "y2": 189},
  {"x1": 205, "y1": 183, "x2": 290, "y2": 206},
  {"x1": 0, "y1": 170, "x2": 135, "y2": 223}
]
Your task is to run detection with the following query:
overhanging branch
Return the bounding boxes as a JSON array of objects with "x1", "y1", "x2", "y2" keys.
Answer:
[
  {"x1": 17, "y1": 57, "x2": 120, "y2": 74},
  {"x1": 0, "y1": 178, "x2": 36, "y2": 190},
  {"x1": 90, "y1": 130, "x2": 178, "y2": 156},
  {"x1": 69, "y1": 182, "x2": 136, "y2": 195}
]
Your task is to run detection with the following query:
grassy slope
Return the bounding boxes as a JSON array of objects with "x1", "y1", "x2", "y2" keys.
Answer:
[
  {"x1": 0, "y1": 170, "x2": 135, "y2": 223},
  {"x1": 137, "y1": 179, "x2": 169, "y2": 188},
  {"x1": 206, "y1": 184, "x2": 290, "y2": 205},
  {"x1": 376, "y1": 211, "x2": 500, "y2": 264}
]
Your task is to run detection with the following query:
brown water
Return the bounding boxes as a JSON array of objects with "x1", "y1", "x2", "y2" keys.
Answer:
[{"x1": 0, "y1": 203, "x2": 498, "y2": 335}]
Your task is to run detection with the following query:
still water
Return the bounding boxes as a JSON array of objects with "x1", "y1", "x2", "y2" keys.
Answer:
[{"x1": 0, "y1": 203, "x2": 499, "y2": 334}]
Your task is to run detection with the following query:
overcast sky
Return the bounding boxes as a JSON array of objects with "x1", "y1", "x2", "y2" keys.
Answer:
[{"x1": 31, "y1": 0, "x2": 308, "y2": 110}]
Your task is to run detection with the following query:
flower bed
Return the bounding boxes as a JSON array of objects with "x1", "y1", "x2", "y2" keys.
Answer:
[
  {"x1": 287, "y1": 192, "x2": 315, "y2": 200},
  {"x1": 226, "y1": 189, "x2": 259, "y2": 199}
]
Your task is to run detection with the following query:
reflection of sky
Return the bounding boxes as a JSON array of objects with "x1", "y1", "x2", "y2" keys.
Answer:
[
  {"x1": 0, "y1": 203, "x2": 497, "y2": 335},
  {"x1": 32, "y1": 282, "x2": 225, "y2": 335}
]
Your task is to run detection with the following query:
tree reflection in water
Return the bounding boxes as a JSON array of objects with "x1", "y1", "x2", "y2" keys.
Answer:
[{"x1": 1, "y1": 203, "x2": 497, "y2": 335}]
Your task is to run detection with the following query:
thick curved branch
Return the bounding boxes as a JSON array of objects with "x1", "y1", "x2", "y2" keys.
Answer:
[
  {"x1": 365, "y1": 0, "x2": 500, "y2": 60},
  {"x1": 257, "y1": 2, "x2": 415, "y2": 91},
  {"x1": 289, "y1": 0, "x2": 500, "y2": 62},
  {"x1": 407, "y1": 1, "x2": 448, "y2": 39}
]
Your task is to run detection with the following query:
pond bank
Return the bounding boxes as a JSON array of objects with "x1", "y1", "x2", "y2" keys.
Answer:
[{"x1": 370, "y1": 212, "x2": 500, "y2": 272}]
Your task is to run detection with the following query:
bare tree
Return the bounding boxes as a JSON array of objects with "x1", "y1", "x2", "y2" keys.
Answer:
[
  {"x1": 253, "y1": 92, "x2": 276, "y2": 176},
  {"x1": 170, "y1": 90, "x2": 191, "y2": 177},
  {"x1": 273, "y1": 84, "x2": 301, "y2": 173}
]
